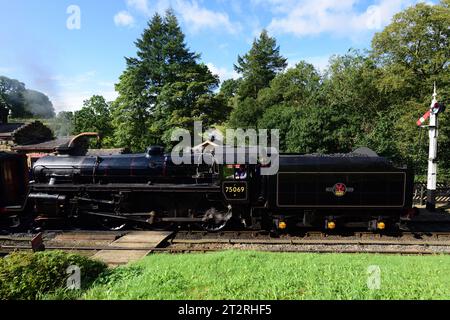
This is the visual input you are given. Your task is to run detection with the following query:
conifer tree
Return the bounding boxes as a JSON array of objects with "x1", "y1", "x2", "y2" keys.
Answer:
[
  {"x1": 112, "y1": 10, "x2": 220, "y2": 151},
  {"x1": 234, "y1": 30, "x2": 287, "y2": 99}
]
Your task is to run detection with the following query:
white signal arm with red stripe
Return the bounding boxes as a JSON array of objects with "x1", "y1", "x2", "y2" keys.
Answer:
[{"x1": 417, "y1": 110, "x2": 431, "y2": 127}]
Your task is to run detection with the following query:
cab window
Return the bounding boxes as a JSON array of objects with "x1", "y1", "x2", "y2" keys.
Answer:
[{"x1": 223, "y1": 165, "x2": 248, "y2": 181}]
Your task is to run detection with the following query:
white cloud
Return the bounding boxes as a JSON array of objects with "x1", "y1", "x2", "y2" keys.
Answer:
[
  {"x1": 118, "y1": 0, "x2": 241, "y2": 34},
  {"x1": 126, "y1": 0, "x2": 150, "y2": 15},
  {"x1": 255, "y1": 0, "x2": 417, "y2": 39},
  {"x1": 175, "y1": 0, "x2": 241, "y2": 34},
  {"x1": 122, "y1": 0, "x2": 168, "y2": 18},
  {"x1": 207, "y1": 63, "x2": 239, "y2": 83},
  {"x1": 50, "y1": 71, "x2": 97, "y2": 87},
  {"x1": 114, "y1": 11, "x2": 135, "y2": 27},
  {"x1": 48, "y1": 71, "x2": 119, "y2": 112},
  {"x1": 52, "y1": 89, "x2": 119, "y2": 113}
]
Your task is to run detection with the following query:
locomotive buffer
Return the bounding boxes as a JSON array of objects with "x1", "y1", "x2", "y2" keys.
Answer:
[{"x1": 417, "y1": 85, "x2": 445, "y2": 211}]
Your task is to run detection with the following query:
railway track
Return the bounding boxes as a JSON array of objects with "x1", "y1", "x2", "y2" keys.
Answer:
[
  {"x1": 0, "y1": 243, "x2": 445, "y2": 256},
  {"x1": 166, "y1": 230, "x2": 450, "y2": 255},
  {"x1": 172, "y1": 230, "x2": 450, "y2": 242},
  {"x1": 2, "y1": 230, "x2": 450, "y2": 257}
]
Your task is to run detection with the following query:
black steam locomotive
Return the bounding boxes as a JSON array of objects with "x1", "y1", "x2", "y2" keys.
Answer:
[{"x1": 0, "y1": 147, "x2": 414, "y2": 232}]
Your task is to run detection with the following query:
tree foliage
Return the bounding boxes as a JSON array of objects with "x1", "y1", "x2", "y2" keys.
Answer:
[
  {"x1": 0, "y1": 76, "x2": 55, "y2": 119},
  {"x1": 220, "y1": 79, "x2": 241, "y2": 101},
  {"x1": 372, "y1": 1, "x2": 450, "y2": 103},
  {"x1": 229, "y1": 30, "x2": 287, "y2": 128},
  {"x1": 370, "y1": 0, "x2": 450, "y2": 173},
  {"x1": 0, "y1": 76, "x2": 29, "y2": 118},
  {"x1": 23, "y1": 89, "x2": 56, "y2": 118},
  {"x1": 73, "y1": 95, "x2": 114, "y2": 147},
  {"x1": 287, "y1": 106, "x2": 356, "y2": 154},
  {"x1": 112, "y1": 10, "x2": 221, "y2": 152},
  {"x1": 234, "y1": 30, "x2": 287, "y2": 99}
]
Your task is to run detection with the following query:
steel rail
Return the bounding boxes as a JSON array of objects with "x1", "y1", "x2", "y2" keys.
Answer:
[
  {"x1": 2, "y1": 243, "x2": 449, "y2": 256},
  {"x1": 170, "y1": 238, "x2": 450, "y2": 246},
  {"x1": 3, "y1": 230, "x2": 450, "y2": 257}
]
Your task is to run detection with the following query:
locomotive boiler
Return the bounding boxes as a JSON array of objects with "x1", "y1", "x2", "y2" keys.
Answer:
[{"x1": 30, "y1": 146, "x2": 228, "y2": 231}]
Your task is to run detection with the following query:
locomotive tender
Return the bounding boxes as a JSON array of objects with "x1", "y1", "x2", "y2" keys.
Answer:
[{"x1": 21, "y1": 146, "x2": 414, "y2": 231}]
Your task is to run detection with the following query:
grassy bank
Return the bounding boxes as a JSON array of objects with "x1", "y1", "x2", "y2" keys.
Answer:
[
  {"x1": 0, "y1": 251, "x2": 106, "y2": 300},
  {"x1": 84, "y1": 251, "x2": 450, "y2": 300}
]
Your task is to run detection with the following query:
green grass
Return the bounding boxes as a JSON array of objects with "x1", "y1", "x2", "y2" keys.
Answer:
[
  {"x1": 0, "y1": 251, "x2": 107, "y2": 300},
  {"x1": 83, "y1": 251, "x2": 450, "y2": 300}
]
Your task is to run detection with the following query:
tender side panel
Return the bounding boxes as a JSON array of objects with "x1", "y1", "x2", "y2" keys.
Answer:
[{"x1": 277, "y1": 172, "x2": 406, "y2": 208}]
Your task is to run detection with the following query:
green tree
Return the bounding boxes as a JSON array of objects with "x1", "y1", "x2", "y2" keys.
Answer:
[
  {"x1": 0, "y1": 76, "x2": 56, "y2": 119},
  {"x1": 23, "y1": 89, "x2": 55, "y2": 118},
  {"x1": 229, "y1": 30, "x2": 287, "y2": 128},
  {"x1": 254, "y1": 62, "x2": 322, "y2": 151},
  {"x1": 323, "y1": 50, "x2": 388, "y2": 118},
  {"x1": 0, "y1": 76, "x2": 30, "y2": 118},
  {"x1": 112, "y1": 10, "x2": 220, "y2": 151},
  {"x1": 258, "y1": 106, "x2": 299, "y2": 152},
  {"x1": 355, "y1": 108, "x2": 401, "y2": 160},
  {"x1": 287, "y1": 106, "x2": 356, "y2": 154},
  {"x1": 309, "y1": 51, "x2": 394, "y2": 156},
  {"x1": 113, "y1": 13, "x2": 166, "y2": 151},
  {"x1": 192, "y1": 93, "x2": 231, "y2": 127},
  {"x1": 220, "y1": 79, "x2": 241, "y2": 101},
  {"x1": 257, "y1": 62, "x2": 322, "y2": 110},
  {"x1": 234, "y1": 30, "x2": 287, "y2": 99},
  {"x1": 372, "y1": 1, "x2": 450, "y2": 103},
  {"x1": 371, "y1": 0, "x2": 450, "y2": 174},
  {"x1": 73, "y1": 95, "x2": 113, "y2": 147}
]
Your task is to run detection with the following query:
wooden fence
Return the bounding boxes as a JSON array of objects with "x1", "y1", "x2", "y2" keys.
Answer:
[{"x1": 413, "y1": 183, "x2": 450, "y2": 205}]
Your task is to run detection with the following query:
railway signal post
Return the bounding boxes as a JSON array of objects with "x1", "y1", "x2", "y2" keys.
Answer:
[{"x1": 418, "y1": 85, "x2": 445, "y2": 211}]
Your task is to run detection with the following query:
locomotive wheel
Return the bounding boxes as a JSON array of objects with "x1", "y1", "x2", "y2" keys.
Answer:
[
  {"x1": 201, "y1": 220, "x2": 228, "y2": 232},
  {"x1": 201, "y1": 207, "x2": 231, "y2": 232}
]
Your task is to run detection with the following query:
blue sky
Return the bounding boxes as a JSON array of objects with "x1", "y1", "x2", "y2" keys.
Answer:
[{"x1": 0, "y1": 0, "x2": 429, "y2": 112}]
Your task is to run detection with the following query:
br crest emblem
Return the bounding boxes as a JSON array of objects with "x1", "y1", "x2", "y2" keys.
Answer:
[{"x1": 326, "y1": 183, "x2": 354, "y2": 197}]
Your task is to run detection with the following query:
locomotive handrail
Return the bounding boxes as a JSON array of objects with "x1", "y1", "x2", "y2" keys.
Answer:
[{"x1": 34, "y1": 165, "x2": 81, "y2": 170}]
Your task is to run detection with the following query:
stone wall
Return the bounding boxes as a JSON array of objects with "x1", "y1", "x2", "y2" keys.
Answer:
[{"x1": 13, "y1": 121, "x2": 54, "y2": 145}]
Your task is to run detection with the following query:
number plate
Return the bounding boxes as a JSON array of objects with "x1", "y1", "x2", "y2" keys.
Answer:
[{"x1": 223, "y1": 182, "x2": 248, "y2": 201}]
